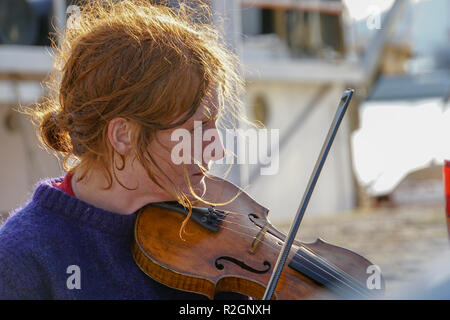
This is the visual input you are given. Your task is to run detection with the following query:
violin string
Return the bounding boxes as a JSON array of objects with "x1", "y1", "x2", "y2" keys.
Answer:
[
  {"x1": 215, "y1": 223, "x2": 364, "y2": 297},
  {"x1": 224, "y1": 214, "x2": 242, "y2": 222},
  {"x1": 163, "y1": 205, "x2": 369, "y2": 296},
  {"x1": 222, "y1": 211, "x2": 246, "y2": 217},
  {"x1": 218, "y1": 225, "x2": 258, "y2": 238},
  {"x1": 219, "y1": 219, "x2": 239, "y2": 226},
  {"x1": 203, "y1": 210, "x2": 370, "y2": 297},
  {"x1": 292, "y1": 247, "x2": 370, "y2": 297},
  {"x1": 219, "y1": 213, "x2": 369, "y2": 293},
  {"x1": 208, "y1": 211, "x2": 273, "y2": 235},
  {"x1": 217, "y1": 221, "x2": 369, "y2": 297},
  {"x1": 212, "y1": 217, "x2": 369, "y2": 297},
  {"x1": 216, "y1": 217, "x2": 260, "y2": 231},
  {"x1": 295, "y1": 244, "x2": 369, "y2": 294}
]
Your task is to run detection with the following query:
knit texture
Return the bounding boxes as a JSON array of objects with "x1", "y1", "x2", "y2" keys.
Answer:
[{"x1": 0, "y1": 177, "x2": 246, "y2": 300}]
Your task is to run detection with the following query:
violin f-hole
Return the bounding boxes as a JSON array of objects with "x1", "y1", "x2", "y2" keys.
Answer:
[{"x1": 215, "y1": 256, "x2": 271, "y2": 274}]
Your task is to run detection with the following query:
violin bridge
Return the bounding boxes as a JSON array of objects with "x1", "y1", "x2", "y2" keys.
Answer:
[{"x1": 249, "y1": 222, "x2": 269, "y2": 254}]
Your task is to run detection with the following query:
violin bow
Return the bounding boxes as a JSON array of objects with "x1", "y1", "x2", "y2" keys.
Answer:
[{"x1": 262, "y1": 88, "x2": 354, "y2": 300}]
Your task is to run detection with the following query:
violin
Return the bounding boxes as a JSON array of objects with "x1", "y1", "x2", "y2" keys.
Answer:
[
  {"x1": 132, "y1": 89, "x2": 385, "y2": 299},
  {"x1": 132, "y1": 200, "x2": 384, "y2": 300}
]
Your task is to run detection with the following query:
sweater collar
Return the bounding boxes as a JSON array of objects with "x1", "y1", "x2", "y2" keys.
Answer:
[{"x1": 32, "y1": 177, "x2": 138, "y2": 236}]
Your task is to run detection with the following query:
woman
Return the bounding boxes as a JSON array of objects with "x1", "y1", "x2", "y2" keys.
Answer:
[{"x1": 0, "y1": 1, "x2": 267, "y2": 299}]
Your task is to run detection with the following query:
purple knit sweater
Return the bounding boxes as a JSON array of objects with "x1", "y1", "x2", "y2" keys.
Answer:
[{"x1": 0, "y1": 178, "x2": 246, "y2": 300}]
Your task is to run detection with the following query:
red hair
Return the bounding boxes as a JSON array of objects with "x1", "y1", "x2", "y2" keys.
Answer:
[{"x1": 27, "y1": 0, "x2": 244, "y2": 207}]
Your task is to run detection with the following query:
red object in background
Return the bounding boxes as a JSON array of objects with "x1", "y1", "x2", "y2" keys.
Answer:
[
  {"x1": 445, "y1": 161, "x2": 450, "y2": 216},
  {"x1": 444, "y1": 161, "x2": 450, "y2": 240}
]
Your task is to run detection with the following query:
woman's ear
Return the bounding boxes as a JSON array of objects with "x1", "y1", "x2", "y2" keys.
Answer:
[{"x1": 108, "y1": 118, "x2": 134, "y2": 155}]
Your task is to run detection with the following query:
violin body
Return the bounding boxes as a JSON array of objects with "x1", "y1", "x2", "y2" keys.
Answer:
[{"x1": 133, "y1": 203, "x2": 384, "y2": 300}]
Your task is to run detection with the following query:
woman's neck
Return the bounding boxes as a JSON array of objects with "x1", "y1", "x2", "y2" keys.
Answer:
[{"x1": 71, "y1": 169, "x2": 171, "y2": 214}]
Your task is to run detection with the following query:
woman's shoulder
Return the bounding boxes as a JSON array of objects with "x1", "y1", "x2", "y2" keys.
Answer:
[
  {"x1": 0, "y1": 199, "x2": 55, "y2": 299},
  {"x1": 0, "y1": 203, "x2": 49, "y2": 255},
  {"x1": 0, "y1": 177, "x2": 66, "y2": 249},
  {"x1": 1, "y1": 176, "x2": 138, "y2": 246},
  {"x1": 0, "y1": 179, "x2": 72, "y2": 289}
]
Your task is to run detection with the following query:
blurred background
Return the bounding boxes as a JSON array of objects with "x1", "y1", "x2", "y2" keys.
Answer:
[{"x1": 0, "y1": 0, "x2": 449, "y2": 298}]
